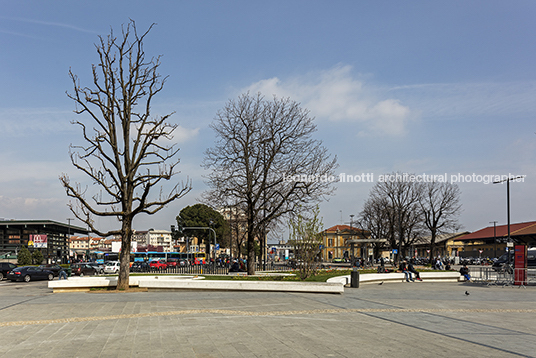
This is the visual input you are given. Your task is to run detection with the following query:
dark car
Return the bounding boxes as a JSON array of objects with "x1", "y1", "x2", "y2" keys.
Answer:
[
  {"x1": 39, "y1": 264, "x2": 64, "y2": 277},
  {"x1": 130, "y1": 262, "x2": 150, "y2": 273},
  {"x1": 71, "y1": 263, "x2": 97, "y2": 276},
  {"x1": 85, "y1": 262, "x2": 104, "y2": 274},
  {"x1": 0, "y1": 262, "x2": 17, "y2": 280},
  {"x1": 7, "y1": 266, "x2": 54, "y2": 282}
]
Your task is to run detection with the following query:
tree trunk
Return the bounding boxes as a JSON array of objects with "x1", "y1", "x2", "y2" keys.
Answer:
[
  {"x1": 117, "y1": 217, "x2": 132, "y2": 290},
  {"x1": 246, "y1": 215, "x2": 256, "y2": 275}
]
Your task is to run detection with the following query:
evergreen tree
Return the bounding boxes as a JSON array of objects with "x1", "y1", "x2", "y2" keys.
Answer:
[
  {"x1": 18, "y1": 246, "x2": 32, "y2": 265},
  {"x1": 32, "y1": 249, "x2": 44, "y2": 265}
]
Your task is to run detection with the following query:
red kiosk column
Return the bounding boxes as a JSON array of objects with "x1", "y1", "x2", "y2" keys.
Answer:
[{"x1": 514, "y1": 245, "x2": 527, "y2": 286}]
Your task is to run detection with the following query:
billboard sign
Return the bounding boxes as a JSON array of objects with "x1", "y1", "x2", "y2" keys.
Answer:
[{"x1": 31, "y1": 234, "x2": 48, "y2": 248}]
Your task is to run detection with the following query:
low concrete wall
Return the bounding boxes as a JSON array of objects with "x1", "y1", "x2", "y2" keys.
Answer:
[
  {"x1": 49, "y1": 275, "x2": 344, "y2": 294},
  {"x1": 138, "y1": 278, "x2": 344, "y2": 294},
  {"x1": 48, "y1": 276, "x2": 200, "y2": 293},
  {"x1": 327, "y1": 271, "x2": 462, "y2": 285}
]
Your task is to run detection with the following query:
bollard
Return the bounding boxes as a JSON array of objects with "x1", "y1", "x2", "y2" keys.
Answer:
[{"x1": 351, "y1": 267, "x2": 360, "y2": 288}]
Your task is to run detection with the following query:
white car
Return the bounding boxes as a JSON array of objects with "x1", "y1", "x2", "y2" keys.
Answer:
[{"x1": 103, "y1": 261, "x2": 120, "y2": 274}]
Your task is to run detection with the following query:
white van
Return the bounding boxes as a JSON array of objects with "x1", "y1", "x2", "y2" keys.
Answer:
[{"x1": 103, "y1": 261, "x2": 120, "y2": 274}]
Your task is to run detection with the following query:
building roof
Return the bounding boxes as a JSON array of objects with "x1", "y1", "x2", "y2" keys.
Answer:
[
  {"x1": 415, "y1": 232, "x2": 469, "y2": 245},
  {"x1": 0, "y1": 219, "x2": 88, "y2": 234},
  {"x1": 457, "y1": 221, "x2": 536, "y2": 241},
  {"x1": 324, "y1": 225, "x2": 367, "y2": 233}
]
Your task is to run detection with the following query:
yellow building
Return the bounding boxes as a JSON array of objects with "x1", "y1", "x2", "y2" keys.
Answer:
[{"x1": 321, "y1": 225, "x2": 370, "y2": 262}]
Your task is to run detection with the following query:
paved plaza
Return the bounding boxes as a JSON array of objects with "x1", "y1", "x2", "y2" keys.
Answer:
[{"x1": 0, "y1": 279, "x2": 535, "y2": 358}]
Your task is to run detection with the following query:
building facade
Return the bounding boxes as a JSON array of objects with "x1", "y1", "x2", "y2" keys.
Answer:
[
  {"x1": 321, "y1": 225, "x2": 370, "y2": 262},
  {"x1": 0, "y1": 220, "x2": 88, "y2": 264}
]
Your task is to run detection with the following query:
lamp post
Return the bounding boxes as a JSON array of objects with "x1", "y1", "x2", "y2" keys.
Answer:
[
  {"x1": 493, "y1": 175, "x2": 524, "y2": 266},
  {"x1": 66, "y1": 218, "x2": 74, "y2": 264},
  {"x1": 349, "y1": 214, "x2": 355, "y2": 264}
]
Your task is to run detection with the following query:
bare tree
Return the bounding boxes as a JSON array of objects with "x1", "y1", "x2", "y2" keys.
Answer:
[
  {"x1": 288, "y1": 206, "x2": 324, "y2": 280},
  {"x1": 358, "y1": 196, "x2": 391, "y2": 258},
  {"x1": 60, "y1": 21, "x2": 191, "y2": 290},
  {"x1": 203, "y1": 93, "x2": 338, "y2": 275},
  {"x1": 419, "y1": 181, "x2": 462, "y2": 261},
  {"x1": 363, "y1": 173, "x2": 424, "y2": 262}
]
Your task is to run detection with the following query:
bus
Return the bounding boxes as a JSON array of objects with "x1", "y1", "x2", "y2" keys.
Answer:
[
  {"x1": 132, "y1": 251, "x2": 206, "y2": 264},
  {"x1": 89, "y1": 251, "x2": 119, "y2": 264}
]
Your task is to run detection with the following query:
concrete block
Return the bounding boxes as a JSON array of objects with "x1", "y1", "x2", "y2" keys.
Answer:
[{"x1": 138, "y1": 278, "x2": 344, "y2": 294}]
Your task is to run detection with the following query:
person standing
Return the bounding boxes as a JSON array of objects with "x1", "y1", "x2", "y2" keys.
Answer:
[{"x1": 379, "y1": 257, "x2": 385, "y2": 273}]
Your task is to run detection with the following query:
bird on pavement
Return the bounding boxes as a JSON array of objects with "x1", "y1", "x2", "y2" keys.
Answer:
[
  {"x1": 379, "y1": 281, "x2": 384, "y2": 285},
  {"x1": 465, "y1": 291, "x2": 470, "y2": 296}
]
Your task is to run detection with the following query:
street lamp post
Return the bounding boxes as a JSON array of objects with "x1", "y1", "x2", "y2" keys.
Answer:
[
  {"x1": 66, "y1": 218, "x2": 74, "y2": 264},
  {"x1": 493, "y1": 175, "x2": 524, "y2": 266},
  {"x1": 349, "y1": 214, "x2": 355, "y2": 264}
]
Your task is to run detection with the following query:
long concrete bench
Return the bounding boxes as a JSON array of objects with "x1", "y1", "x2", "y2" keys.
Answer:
[
  {"x1": 327, "y1": 271, "x2": 462, "y2": 285},
  {"x1": 48, "y1": 276, "x2": 200, "y2": 293},
  {"x1": 138, "y1": 278, "x2": 344, "y2": 294},
  {"x1": 49, "y1": 275, "x2": 344, "y2": 294}
]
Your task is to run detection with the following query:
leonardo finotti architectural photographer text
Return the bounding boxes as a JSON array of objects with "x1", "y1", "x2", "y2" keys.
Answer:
[{"x1": 282, "y1": 172, "x2": 526, "y2": 185}]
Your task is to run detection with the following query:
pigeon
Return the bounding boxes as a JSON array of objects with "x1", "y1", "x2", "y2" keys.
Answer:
[
  {"x1": 378, "y1": 281, "x2": 384, "y2": 285},
  {"x1": 465, "y1": 291, "x2": 470, "y2": 296}
]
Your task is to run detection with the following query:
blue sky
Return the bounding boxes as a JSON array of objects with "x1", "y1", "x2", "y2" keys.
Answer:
[{"x1": 1, "y1": 1, "x2": 535, "y2": 240}]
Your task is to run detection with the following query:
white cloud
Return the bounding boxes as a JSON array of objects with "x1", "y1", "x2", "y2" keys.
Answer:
[
  {"x1": 388, "y1": 81, "x2": 536, "y2": 120},
  {"x1": 0, "y1": 107, "x2": 75, "y2": 137},
  {"x1": 173, "y1": 125, "x2": 200, "y2": 144},
  {"x1": 244, "y1": 65, "x2": 414, "y2": 136},
  {"x1": 0, "y1": 16, "x2": 98, "y2": 34}
]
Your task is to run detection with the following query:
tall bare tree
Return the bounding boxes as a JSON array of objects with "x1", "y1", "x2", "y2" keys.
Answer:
[
  {"x1": 419, "y1": 181, "x2": 462, "y2": 261},
  {"x1": 203, "y1": 93, "x2": 338, "y2": 275},
  {"x1": 363, "y1": 173, "x2": 424, "y2": 262},
  {"x1": 358, "y1": 196, "x2": 391, "y2": 258},
  {"x1": 60, "y1": 21, "x2": 191, "y2": 290}
]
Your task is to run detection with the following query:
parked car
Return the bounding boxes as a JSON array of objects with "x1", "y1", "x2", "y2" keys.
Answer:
[
  {"x1": 86, "y1": 262, "x2": 104, "y2": 274},
  {"x1": 178, "y1": 259, "x2": 188, "y2": 267},
  {"x1": 7, "y1": 266, "x2": 54, "y2": 282},
  {"x1": 149, "y1": 260, "x2": 167, "y2": 270},
  {"x1": 130, "y1": 262, "x2": 150, "y2": 273},
  {"x1": 0, "y1": 262, "x2": 17, "y2": 280},
  {"x1": 332, "y1": 258, "x2": 344, "y2": 263},
  {"x1": 103, "y1": 261, "x2": 121, "y2": 274},
  {"x1": 166, "y1": 259, "x2": 178, "y2": 267},
  {"x1": 39, "y1": 264, "x2": 64, "y2": 277},
  {"x1": 71, "y1": 263, "x2": 97, "y2": 276}
]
